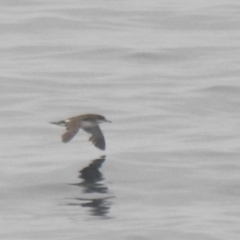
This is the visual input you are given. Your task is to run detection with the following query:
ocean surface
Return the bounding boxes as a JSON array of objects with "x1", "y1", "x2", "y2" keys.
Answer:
[{"x1": 1, "y1": 0, "x2": 240, "y2": 239}]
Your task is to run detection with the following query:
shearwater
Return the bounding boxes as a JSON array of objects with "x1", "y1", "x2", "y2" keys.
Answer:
[{"x1": 51, "y1": 114, "x2": 111, "y2": 150}]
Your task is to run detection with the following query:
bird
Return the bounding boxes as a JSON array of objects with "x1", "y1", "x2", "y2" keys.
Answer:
[{"x1": 50, "y1": 114, "x2": 111, "y2": 150}]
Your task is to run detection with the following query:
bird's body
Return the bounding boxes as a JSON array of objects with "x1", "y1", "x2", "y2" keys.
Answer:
[{"x1": 51, "y1": 114, "x2": 111, "y2": 150}]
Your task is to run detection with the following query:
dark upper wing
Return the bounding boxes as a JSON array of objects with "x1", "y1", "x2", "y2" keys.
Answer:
[
  {"x1": 83, "y1": 126, "x2": 105, "y2": 150},
  {"x1": 62, "y1": 120, "x2": 80, "y2": 143}
]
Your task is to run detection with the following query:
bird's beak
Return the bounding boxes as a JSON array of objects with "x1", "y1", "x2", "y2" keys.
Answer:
[{"x1": 105, "y1": 119, "x2": 112, "y2": 123}]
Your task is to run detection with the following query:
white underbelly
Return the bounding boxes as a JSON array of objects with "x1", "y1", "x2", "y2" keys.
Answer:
[{"x1": 81, "y1": 121, "x2": 97, "y2": 128}]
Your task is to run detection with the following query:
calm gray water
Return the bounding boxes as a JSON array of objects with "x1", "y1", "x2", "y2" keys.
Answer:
[{"x1": 1, "y1": 0, "x2": 240, "y2": 239}]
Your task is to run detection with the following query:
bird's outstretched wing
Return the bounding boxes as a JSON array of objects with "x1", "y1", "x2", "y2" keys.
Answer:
[
  {"x1": 83, "y1": 126, "x2": 105, "y2": 150},
  {"x1": 62, "y1": 120, "x2": 80, "y2": 143}
]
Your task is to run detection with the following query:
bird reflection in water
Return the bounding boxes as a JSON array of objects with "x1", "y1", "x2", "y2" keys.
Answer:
[{"x1": 68, "y1": 155, "x2": 113, "y2": 218}]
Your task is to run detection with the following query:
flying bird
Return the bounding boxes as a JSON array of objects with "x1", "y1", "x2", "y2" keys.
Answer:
[{"x1": 51, "y1": 114, "x2": 111, "y2": 150}]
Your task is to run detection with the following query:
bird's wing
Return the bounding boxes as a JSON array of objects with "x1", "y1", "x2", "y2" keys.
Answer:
[
  {"x1": 83, "y1": 126, "x2": 105, "y2": 150},
  {"x1": 62, "y1": 120, "x2": 80, "y2": 143}
]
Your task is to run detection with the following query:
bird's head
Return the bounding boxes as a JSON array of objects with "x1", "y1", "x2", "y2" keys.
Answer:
[{"x1": 97, "y1": 115, "x2": 112, "y2": 124}]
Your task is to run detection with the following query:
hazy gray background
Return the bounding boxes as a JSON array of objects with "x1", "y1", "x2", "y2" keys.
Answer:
[{"x1": 1, "y1": 0, "x2": 240, "y2": 239}]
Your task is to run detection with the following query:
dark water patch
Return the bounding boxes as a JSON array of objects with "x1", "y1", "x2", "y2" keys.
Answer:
[
  {"x1": 57, "y1": 47, "x2": 131, "y2": 61},
  {"x1": 0, "y1": 16, "x2": 89, "y2": 33},
  {"x1": 125, "y1": 46, "x2": 238, "y2": 64},
  {"x1": 136, "y1": 6, "x2": 240, "y2": 31},
  {"x1": 0, "y1": 45, "x2": 76, "y2": 58},
  {"x1": 36, "y1": 71, "x2": 109, "y2": 79},
  {"x1": 183, "y1": 133, "x2": 240, "y2": 143},
  {"x1": 0, "y1": 75, "x2": 84, "y2": 94},
  {"x1": 199, "y1": 85, "x2": 240, "y2": 95}
]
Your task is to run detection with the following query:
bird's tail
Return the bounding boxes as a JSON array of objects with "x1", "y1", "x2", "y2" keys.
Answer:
[{"x1": 50, "y1": 120, "x2": 66, "y2": 126}]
